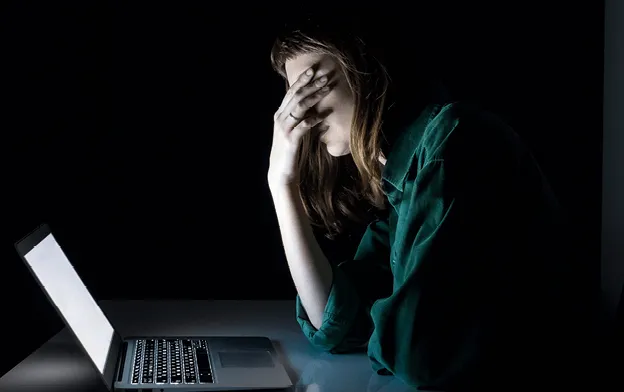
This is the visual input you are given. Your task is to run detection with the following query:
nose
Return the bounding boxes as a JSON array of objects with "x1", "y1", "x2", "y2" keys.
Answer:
[{"x1": 314, "y1": 107, "x2": 333, "y2": 120}]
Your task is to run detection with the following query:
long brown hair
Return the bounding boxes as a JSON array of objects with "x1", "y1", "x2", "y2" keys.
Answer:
[{"x1": 270, "y1": 18, "x2": 390, "y2": 239}]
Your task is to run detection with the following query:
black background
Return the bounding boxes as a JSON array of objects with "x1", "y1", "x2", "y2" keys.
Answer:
[{"x1": 3, "y1": 2, "x2": 604, "y2": 378}]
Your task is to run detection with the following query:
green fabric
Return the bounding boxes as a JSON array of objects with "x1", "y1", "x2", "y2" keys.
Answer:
[{"x1": 295, "y1": 101, "x2": 568, "y2": 388}]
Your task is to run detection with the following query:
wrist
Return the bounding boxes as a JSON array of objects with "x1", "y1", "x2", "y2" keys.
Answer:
[
  {"x1": 269, "y1": 182, "x2": 298, "y2": 196},
  {"x1": 269, "y1": 181, "x2": 301, "y2": 206}
]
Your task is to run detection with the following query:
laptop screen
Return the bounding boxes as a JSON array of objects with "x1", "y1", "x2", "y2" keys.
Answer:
[{"x1": 22, "y1": 232, "x2": 115, "y2": 375}]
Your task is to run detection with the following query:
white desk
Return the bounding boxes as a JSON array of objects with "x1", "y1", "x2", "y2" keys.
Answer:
[{"x1": 0, "y1": 300, "x2": 418, "y2": 392}]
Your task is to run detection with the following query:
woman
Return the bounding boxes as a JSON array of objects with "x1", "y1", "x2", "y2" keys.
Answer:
[{"x1": 267, "y1": 16, "x2": 574, "y2": 390}]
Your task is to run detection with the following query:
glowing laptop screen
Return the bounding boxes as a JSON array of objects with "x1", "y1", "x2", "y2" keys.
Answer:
[{"x1": 22, "y1": 233, "x2": 114, "y2": 375}]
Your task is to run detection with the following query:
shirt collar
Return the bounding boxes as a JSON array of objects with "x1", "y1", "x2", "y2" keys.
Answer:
[
  {"x1": 381, "y1": 103, "x2": 441, "y2": 192},
  {"x1": 379, "y1": 78, "x2": 451, "y2": 192}
]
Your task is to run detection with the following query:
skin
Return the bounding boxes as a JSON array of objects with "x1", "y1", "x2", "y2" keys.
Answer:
[{"x1": 284, "y1": 53, "x2": 355, "y2": 157}]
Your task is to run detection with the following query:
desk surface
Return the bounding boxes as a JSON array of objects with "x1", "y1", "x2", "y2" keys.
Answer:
[{"x1": 0, "y1": 300, "x2": 417, "y2": 392}]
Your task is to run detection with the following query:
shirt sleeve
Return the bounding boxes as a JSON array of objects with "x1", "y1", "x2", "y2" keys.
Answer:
[{"x1": 295, "y1": 219, "x2": 393, "y2": 353}]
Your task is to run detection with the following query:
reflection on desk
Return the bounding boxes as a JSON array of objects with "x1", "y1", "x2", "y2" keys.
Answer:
[
  {"x1": 0, "y1": 328, "x2": 107, "y2": 392},
  {"x1": 0, "y1": 300, "x2": 417, "y2": 392},
  {"x1": 296, "y1": 352, "x2": 416, "y2": 392}
]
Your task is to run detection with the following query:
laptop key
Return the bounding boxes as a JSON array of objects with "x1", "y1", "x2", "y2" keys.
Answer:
[
  {"x1": 195, "y1": 348, "x2": 213, "y2": 383},
  {"x1": 198, "y1": 371, "x2": 213, "y2": 383}
]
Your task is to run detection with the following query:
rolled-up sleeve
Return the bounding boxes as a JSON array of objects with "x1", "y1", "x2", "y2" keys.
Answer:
[{"x1": 295, "y1": 219, "x2": 393, "y2": 353}]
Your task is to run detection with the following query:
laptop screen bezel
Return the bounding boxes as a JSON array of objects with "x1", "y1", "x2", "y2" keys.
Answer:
[{"x1": 14, "y1": 223, "x2": 124, "y2": 391}]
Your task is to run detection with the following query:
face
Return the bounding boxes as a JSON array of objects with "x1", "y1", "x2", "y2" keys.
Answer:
[{"x1": 285, "y1": 53, "x2": 355, "y2": 157}]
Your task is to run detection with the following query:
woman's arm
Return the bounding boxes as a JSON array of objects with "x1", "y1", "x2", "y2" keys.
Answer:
[
  {"x1": 269, "y1": 182, "x2": 333, "y2": 330},
  {"x1": 271, "y1": 182, "x2": 393, "y2": 354}
]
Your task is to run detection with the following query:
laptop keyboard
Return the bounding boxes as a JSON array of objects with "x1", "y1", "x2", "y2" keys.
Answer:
[{"x1": 131, "y1": 339, "x2": 213, "y2": 385}]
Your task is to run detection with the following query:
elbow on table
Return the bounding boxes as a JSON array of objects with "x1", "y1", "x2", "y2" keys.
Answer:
[{"x1": 301, "y1": 323, "x2": 370, "y2": 355}]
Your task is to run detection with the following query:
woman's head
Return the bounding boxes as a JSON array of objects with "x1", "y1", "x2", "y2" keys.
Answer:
[{"x1": 270, "y1": 16, "x2": 390, "y2": 238}]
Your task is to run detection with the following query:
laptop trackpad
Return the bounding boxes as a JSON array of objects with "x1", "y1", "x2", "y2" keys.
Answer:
[{"x1": 218, "y1": 351, "x2": 275, "y2": 368}]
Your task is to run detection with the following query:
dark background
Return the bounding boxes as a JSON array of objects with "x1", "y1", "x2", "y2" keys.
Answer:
[{"x1": 3, "y1": 2, "x2": 604, "y2": 378}]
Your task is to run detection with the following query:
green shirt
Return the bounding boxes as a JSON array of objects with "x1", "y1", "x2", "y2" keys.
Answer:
[{"x1": 295, "y1": 101, "x2": 570, "y2": 388}]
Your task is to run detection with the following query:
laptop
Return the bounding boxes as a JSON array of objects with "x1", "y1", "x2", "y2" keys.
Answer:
[{"x1": 14, "y1": 223, "x2": 293, "y2": 391}]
